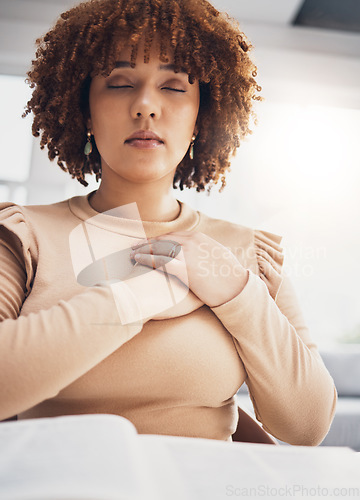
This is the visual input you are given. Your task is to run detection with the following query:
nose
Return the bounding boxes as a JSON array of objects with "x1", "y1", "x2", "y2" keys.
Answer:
[{"x1": 130, "y1": 86, "x2": 161, "y2": 120}]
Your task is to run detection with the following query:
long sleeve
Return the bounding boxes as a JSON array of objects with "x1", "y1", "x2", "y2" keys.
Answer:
[
  {"x1": 210, "y1": 230, "x2": 337, "y2": 446},
  {"x1": 0, "y1": 205, "x2": 143, "y2": 421}
]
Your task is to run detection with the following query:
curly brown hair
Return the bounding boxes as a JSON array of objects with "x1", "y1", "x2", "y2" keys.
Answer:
[{"x1": 23, "y1": 0, "x2": 261, "y2": 193}]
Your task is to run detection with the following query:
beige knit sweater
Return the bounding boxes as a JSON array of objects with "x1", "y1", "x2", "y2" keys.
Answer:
[{"x1": 0, "y1": 192, "x2": 336, "y2": 444}]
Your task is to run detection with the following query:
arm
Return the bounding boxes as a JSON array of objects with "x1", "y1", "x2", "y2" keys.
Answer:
[
  {"x1": 117, "y1": 226, "x2": 337, "y2": 445},
  {"x1": 210, "y1": 269, "x2": 337, "y2": 446},
  {"x1": 0, "y1": 236, "x2": 144, "y2": 420},
  {"x1": 0, "y1": 206, "x2": 178, "y2": 421}
]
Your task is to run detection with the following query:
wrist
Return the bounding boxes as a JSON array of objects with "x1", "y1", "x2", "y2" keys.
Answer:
[{"x1": 208, "y1": 268, "x2": 249, "y2": 308}]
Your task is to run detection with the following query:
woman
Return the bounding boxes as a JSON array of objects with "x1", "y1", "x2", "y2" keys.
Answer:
[{"x1": 0, "y1": 0, "x2": 336, "y2": 444}]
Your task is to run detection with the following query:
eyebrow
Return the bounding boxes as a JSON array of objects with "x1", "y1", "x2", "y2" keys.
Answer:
[{"x1": 114, "y1": 61, "x2": 188, "y2": 74}]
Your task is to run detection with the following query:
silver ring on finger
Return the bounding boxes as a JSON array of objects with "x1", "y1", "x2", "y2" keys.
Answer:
[{"x1": 168, "y1": 243, "x2": 181, "y2": 259}]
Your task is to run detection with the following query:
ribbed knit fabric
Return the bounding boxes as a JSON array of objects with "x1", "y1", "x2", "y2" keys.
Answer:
[{"x1": 0, "y1": 191, "x2": 336, "y2": 444}]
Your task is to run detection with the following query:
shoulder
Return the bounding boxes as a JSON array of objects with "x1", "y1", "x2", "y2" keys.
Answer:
[
  {"x1": 0, "y1": 201, "x2": 35, "y2": 250},
  {"x1": 0, "y1": 202, "x2": 37, "y2": 299},
  {"x1": 0, "y1": 197, "x2": 70, "y2": 236},
  {"x1": 0, "y1": 196, "x2": 75, "y2": 231},
  {"x1": 196, "y1": 209, "x2": 283, "y2": 255},
  {"x1": 0, "y1": 197, "x2": 72, "y2": 264},
  {"x1": 197, "y1": 210, "x2": 284, "y2": 300},
  {"x1": 0, "y1": 198, "x2": 74, "y2": 298}
]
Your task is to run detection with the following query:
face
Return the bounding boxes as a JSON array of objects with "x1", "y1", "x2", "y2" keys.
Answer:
[{"x1": 87, "y1": 39, "x2": 200, "y2": 185}]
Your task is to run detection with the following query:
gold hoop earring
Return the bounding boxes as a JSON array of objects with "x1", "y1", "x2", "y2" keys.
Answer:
[
  {"x1": 84, "y1": 130, "x2": 93, "y2": 156},
  {"x1": 189, "y1": 134, "x2": 196, "y2": 160}
]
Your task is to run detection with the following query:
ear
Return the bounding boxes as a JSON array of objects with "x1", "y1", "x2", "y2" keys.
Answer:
[
  {"x1": 193, "y1": 118, "x2": 200, "y2": 137},
  {"x1": 86, "y1": 118, "x2": 92, "y2": 132}
]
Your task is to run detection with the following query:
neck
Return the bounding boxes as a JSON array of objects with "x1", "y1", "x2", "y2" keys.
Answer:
[{"x1": 89, "y1": 181, "x2": 181, "y2": 223}]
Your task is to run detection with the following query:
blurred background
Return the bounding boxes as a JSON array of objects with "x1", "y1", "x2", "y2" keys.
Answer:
[{"x1": 0, "y1": 0, "x2": 359, "y2": 347}]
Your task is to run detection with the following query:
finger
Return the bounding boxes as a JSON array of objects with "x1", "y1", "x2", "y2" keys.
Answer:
[
  {"x1": 154, "y1": 231, "x2": 192, "y2": 238},
  {"x1": 148, "y1": 242, "x2": 156, "y2": 269},
  {"x1": 131, "y1": 234, "x2": 188, "y2": 250},
  {"x1": 133, "y1": 252, "x2": 189, "y2": 289},
  {"x1": 131, "y1": 238, "x2": 157, "y2": 250},
  {"x1": 131, "y1": 239, "x2": 183, "y2": 258},
  {"x1": 130, "y1": 241, "x2": 149, "y2": 251},
  {"x1": 132, "y1": 240, "x2": 168, "y2": 252},
  {"x1": 133, "y1": 252, "x2": 175, "y2": 270}
]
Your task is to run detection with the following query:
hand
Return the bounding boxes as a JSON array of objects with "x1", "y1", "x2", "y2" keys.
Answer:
[{"x1": 130, "y1": 231, "x2": 249, "y2": 308}]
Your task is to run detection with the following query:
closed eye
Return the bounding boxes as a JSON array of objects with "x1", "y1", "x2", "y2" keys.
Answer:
[
  {"x1": 107, "y1": 85, "x2": 133, "y2": 89},
  {"x1": 107, "y1": 85, "x2": 186, "y2": 92},
  {"x1": 162, "y1": 87, "x2": 186, "y2": 93}
]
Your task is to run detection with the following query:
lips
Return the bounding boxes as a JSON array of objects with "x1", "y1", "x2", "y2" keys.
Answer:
[{"x1": 125, "y1": 130, "x2": 164, "y2": 144}]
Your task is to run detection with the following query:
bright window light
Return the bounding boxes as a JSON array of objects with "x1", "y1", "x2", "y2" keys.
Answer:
[
  {"x1": 0, "y1": 184, "x2": 10, "y2": 201},
  {"x1": 0, "y1": 75, "x2": 33, "y2": 182},
  {"x1": 230, "y1": 101, "x2": 360, "y2": 346}
]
